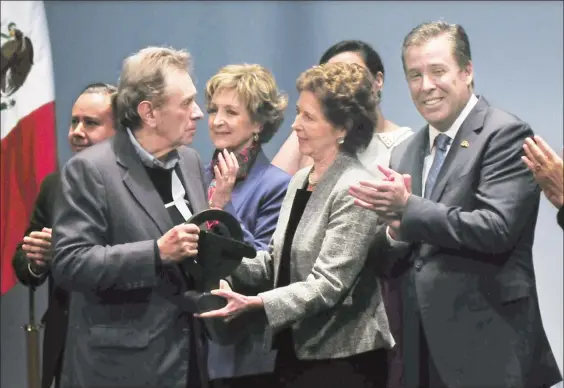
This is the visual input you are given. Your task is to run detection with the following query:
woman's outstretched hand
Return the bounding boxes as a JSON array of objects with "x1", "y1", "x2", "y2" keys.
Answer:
[{"x1": 195, "y1": 280, "x2": 264, "y2": 321}]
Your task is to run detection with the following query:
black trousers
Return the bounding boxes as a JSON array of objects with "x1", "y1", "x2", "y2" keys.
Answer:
[
  {"x1": 274, "y1": 346, "x2": 388, "y2": 388},
  {"x1": 210, "y1": 373, "x2": 278, "y2": 388}
]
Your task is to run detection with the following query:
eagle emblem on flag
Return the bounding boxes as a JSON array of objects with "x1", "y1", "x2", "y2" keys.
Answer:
[{"x1": 1, "y1": 21, "x2": 34, "y2": 111}]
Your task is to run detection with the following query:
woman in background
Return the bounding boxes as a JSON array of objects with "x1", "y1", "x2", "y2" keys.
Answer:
[
  {"x1": 204, "y1": 63, "x2": 291, "y2": 388},
  {"x1": 272, "y1": 40, "x2": 412, "y2": 175}
]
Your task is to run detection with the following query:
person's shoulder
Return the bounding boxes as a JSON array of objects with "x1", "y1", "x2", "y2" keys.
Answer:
[
  {"x1": 474, "y1": 103, "x2": 533, "y2": 149},
  {"x1": 396, "y1": 126, "x2": 415, "y2": 136},
  {"x1": 477, "y1": 97, "x2": 531, "y2": 133},
  {"x1": 265, "y1": 163, "x2": 292, "y2": 184},
  {"x1": 33, "y1": 171, "x2": 61, "y2": 201},
  {"x1": 69, "y1": 138, "x2": 114, "y2": 168},
  {"x1": 487, "y1": 105, "x2": 527, "y2": 126},
  {"x1": 390, "y1": 126, "x2": 417, "y2": 154},
  {"x1": 41, "y1": 171, "x2": 60, "y2": 186},
  {"x1": 336, "y1": 157, "x2": 377, "y2": 189},
  {"x1": 177, "y1": 145, "x2": 200, "y2": 160}
]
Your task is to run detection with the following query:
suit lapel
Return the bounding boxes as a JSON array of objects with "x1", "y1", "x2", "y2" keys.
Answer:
[
  {"x1": 114, "y1": 130, "x2": 173, "y2": 234},
  {"x1": 430, "y1": 97, "x2": 489, "y2": 202},
  {"x1": 176, "y1": 152, "x2": 207, "y2": 215},
  {"x1": 400, "y1": 128, "x2": 428, "y2": 198},
  {"x1": 295, "y1": 153, "x2": 357, "y2": 237}
]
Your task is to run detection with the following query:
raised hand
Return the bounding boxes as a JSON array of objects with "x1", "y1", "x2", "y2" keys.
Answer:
[
  {"x1": 522, "y1": 135, "x2": 564, "y2": 209},
  {"x1": 210, "y1": 149, "x2": 239, "y2": 209},
  {"x1": 23, "y1": 227, "x2": 52, "y2": 270},
  {"x1": 349, "y1": 165, "x2": 412, "y2": 215}
]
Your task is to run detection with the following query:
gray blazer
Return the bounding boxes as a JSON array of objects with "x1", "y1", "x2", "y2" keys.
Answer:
[
  {"x1": 385, "y1": 97, "x2": 562, "y2": 388},
  {"x1": 51, "y1": 130, "x2": 209, "y2": 388},
  {"x1": 231, "y1": 152, "x2": 395, "y2": 360}
]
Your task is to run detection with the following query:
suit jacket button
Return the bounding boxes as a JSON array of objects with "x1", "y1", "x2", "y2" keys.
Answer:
[{"x1": 414, "y1": 260, "x2": 423, "y2": 271}]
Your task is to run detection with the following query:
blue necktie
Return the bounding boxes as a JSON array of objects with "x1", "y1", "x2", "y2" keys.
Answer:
[{"x1": 424, "y1": 133, "x2": 451, "y2": 199}]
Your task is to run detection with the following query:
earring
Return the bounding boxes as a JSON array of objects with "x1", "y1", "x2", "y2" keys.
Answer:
[
  {"x1": 253, "y1": 133, "x2": 259, "y2": 142},
  {"x1": 337, "y1": 137, "x2": 345, "y2": 145}
]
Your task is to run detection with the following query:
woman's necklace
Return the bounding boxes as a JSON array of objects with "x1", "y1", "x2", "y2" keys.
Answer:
[{"x1": 308, "y1": 167, "x2": 318, "y2": 187}]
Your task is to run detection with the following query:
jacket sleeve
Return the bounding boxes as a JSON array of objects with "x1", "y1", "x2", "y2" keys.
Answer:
[
  {"x1": 400, "y1": 122, "x2": 540, "y2": 254},
  {"x1": 258, "y1": 186, "x2": 380, "y2": 331},
  {"x1": 229, "y1": 239, "x2": 276, "y2": 295},
  {"x1": 12, "y1": 174, "x2": 57, "y2": 288},
  {"x1": 223, "y1": 172, "x2": 290, "y2": 251},
  {"x1": 52, "y1": 156, "x2": 159, "y2": 292}
]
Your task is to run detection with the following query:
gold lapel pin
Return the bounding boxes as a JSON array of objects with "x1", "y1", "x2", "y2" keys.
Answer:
[{"x1": 461, "y1": 140, "x2": 469, "y2": 148}]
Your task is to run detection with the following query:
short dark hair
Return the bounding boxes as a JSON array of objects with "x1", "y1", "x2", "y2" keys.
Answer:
[
  {"x1": 402, "y1": 21, "x2": 474, "y2": 88},
  {"x1": 296, "y1": 62, "x2": 378, "y2": 156},
  {"x1": 75, "y1": 82, "x2": 117, "y2": 128},
  {"x1": 79, "y1": 82, "x2": 117, "y2": 97},
  {"x1": 319, "y1": 40, "x2": 385, "y2": 98}
]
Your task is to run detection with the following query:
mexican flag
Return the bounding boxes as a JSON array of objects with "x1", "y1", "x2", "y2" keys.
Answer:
[{"x1": 1, "y1": 1, "x2": 58, "y2": 295}]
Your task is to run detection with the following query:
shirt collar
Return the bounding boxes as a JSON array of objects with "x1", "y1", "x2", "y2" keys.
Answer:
[
  {"x1": 428, "y1": 94, "x2": 479, "y2": 152},
  {"x1": 126, "y1": 127, "x2": 179, "y2": 170}
]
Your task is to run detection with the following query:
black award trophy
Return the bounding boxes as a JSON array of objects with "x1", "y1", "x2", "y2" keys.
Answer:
[{"x1": 180, "y1": 209, "x2": 257, "y2": 345}]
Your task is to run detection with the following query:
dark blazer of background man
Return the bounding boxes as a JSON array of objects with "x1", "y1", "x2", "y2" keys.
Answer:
[
  {"x1": 350, "y1": 21, "x2": 562, "y2": 388},
  {"x1": 12, "y1": 83, "x2": 116, "y2": 388},
  {"x1": 51, "y1": 47, "x2": 213, "y2": 388}
]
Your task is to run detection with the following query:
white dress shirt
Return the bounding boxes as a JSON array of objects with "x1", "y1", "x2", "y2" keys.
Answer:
[{"x1": 387, "y1": 94, "x2": 479, "y2": 246}]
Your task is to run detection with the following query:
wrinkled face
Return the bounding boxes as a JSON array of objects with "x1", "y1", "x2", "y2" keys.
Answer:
[
  {"x1": 327, "y1": 51, "x2": 383, "y2": 95},
  {"x1": 291, "y1": 91, "x2": 345, "y2": 161},
  {"x1": 207, "y1": 88, "x2": 260, "y2": 152},
  {"x1": 404, "y1": 34, "x2": 473, "y2": 131},
  {"x1": 68, "y1": 92, "x2": 115, "y2": 153},
  {"x1": 152, "y1": 69, "x2": 203, "y2": 148}
]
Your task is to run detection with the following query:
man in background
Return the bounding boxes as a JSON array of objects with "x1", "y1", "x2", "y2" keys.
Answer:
[{"x1": 12, "y1": 82, "x2": 116, "y2": 388}]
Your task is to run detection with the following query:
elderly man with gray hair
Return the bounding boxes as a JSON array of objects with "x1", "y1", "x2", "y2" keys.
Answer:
[{"x1": 52, "y1": 46, "x2": 235, "y2": 388}]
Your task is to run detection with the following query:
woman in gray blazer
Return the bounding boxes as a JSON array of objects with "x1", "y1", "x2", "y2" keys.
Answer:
[{"x1": 199, "y1": 62, "x2": 394, "y2": 388}]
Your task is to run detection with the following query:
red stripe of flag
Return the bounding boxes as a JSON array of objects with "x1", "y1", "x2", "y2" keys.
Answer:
[{"x1": 1, "y1": 101, "x2": 58, "y2": 294}]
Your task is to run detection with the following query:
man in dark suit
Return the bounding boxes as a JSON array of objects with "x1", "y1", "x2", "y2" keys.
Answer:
[
  {"x1": 349, "y1": 21, "x2": 562, "y2": 388},
  {"x1": 52, "y1": 46, "x2": 238, "y2": 388},
  {"x1": 12, "y1": 82, "x2": 116, "y2": 388}
]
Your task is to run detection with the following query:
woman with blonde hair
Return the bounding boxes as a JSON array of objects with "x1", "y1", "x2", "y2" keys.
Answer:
[{"x1": 204, "y1": 63, "x2": 291, "y2": 388}]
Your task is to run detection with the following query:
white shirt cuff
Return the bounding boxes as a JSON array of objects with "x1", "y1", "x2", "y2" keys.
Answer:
[{"x1": 386, "y1": 226, "x2": 409, "y2": 247}]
